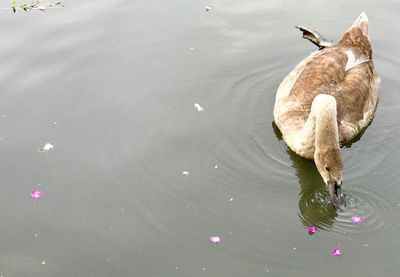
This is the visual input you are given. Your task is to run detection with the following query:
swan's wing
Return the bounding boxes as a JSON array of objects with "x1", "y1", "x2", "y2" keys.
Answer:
[
  {"x1": 334, "y1": 58, "x2": 379, "y2": 141},
  {"x1": 287, "y1": 46, "x2": 348, "y2": 111},
  {"x1": 287, "y1": 45, "x2": 378, "y2": 142}
]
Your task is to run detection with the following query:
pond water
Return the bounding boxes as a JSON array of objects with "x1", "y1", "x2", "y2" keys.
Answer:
[{"x1": 0, "y1": 0, "x2": 399, "y2": 276}]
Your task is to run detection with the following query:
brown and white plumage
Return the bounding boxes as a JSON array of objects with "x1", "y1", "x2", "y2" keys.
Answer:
[{"x1": 273, "y1": 13, "x2": 379, "y2": 208}]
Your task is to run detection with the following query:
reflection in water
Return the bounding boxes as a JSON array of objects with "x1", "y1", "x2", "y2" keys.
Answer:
[
  {"x1": 288, "y1": 150, "x2": 338, "y2": 230},
  {"x1": 272, "y1": 122, "x2": 338, "y2": 229}
]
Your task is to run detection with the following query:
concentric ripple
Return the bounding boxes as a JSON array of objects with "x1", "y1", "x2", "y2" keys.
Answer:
[
  {"x1": 298, "y1": 186, "x2": 397, "y2": 233},
  {"x1": 334, "y1": 187, "x2": 397, "y2": 233}
]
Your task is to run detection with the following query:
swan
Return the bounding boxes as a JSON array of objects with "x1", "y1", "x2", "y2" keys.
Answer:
[{"x1": 273, "y1": 12, "x2": 379, "y2": 209}]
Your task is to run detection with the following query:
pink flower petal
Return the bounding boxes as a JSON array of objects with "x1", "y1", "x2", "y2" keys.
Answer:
[
  {"x1": 351, "y1": 215, "x2": 363, "y2": 224},
  {"x1": 307, "y1": 226, "x2": 316, "y2": 235},
  {"x1": 209, "y1": 236, "x2": 222, "y2": 244},
  {"x1": 332, "y1": 247, "x2": 341, "y2": 257},
  {"x1": 30, "y1": 190, "x2": 42, "y2": 199}
]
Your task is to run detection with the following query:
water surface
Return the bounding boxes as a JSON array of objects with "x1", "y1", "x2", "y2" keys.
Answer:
[{"x1": 0, "y1": 0, "x2": 399, "y2": 276}]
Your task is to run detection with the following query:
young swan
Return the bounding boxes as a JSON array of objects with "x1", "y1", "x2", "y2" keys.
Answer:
[{"x1": 274, "y1": 13, "x2": 379, "y2": 209}]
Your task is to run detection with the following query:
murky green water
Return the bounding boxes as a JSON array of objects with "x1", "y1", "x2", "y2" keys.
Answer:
[{"x1": 0, "y1": 0, "x2": 399, "y2": 276}]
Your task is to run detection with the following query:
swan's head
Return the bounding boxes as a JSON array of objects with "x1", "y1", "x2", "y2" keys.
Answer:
[{"x1": 314, "y1": 146, "x2": 344, "y2": 210}]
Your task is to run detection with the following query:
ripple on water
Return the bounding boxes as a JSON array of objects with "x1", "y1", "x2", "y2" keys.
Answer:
[
  {"x1": 298, "y1": 185, "x2": 397, "y2": 234},
  {"x1": 209, "y1": 57, "x2": 297, "y2": 187},
  {"x1": 335, "y1": 187, "x2": 396, "y2": 234}
]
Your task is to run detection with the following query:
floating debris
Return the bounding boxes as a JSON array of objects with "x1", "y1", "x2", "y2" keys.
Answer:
[
  {"x1": 30, "y1": 190, "x2": 42, "y2": 199},
  {"x1": 182, "y1": 171, "x2": 190, "y2": 175},
  {"x1": 332, "y1": 247, "x2": 341, "y2": 257},
  {"x1": 351, "y1": 215, "x2": 363, "y2": 224},
  {"x1": 189, "y1": 47, "x2": 195, "y2": 51},
  {"x1": 194, "y1": 103, "x2": 204, "y2": 112},
  {"x1": 10, "y1": 1, "x2": 63, "y2": 13},
  {"x1": 205, "y1": 5, "x2": 212, "y2": 11},
  {"x1": 307, "y1": 225, "x2": 316, "y2": 235},
  {"x1": 214, "y1": 165, "x2": 218, "y2": 169},
  {"x1": 209, "y1": 236, "x2": 221, "y2": 244},
  {"x1": 39, "y1": 142, "x2": 54, "y2": 152},
  {"x1": 41, "y1": 260, "x2": 46, "y2": 265}
]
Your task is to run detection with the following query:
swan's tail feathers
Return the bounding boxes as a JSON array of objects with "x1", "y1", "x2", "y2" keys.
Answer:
[
  {"x1": 351, "y1": 12, "x2": 369, "y2": 37},
  {"x1": 341, "y1": 12, "x2": 369, "y2": 39},
  {"x1": 339, "y1": 12, "x2": 372, "y2": 57}
]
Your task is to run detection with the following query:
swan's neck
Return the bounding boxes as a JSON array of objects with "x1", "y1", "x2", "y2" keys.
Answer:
[
  {"x1": 293, "y1": 94, "x2": 340, "y2": 158},
  {"x1": 314, "y1": 95, "x2": 340, "y2": 152}
]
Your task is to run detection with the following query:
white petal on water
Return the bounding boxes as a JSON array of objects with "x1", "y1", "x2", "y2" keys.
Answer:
[
  {"x1": 205, "y1": 6, "x2": 212, "y2": 11},
  {"x1": 39, "y1": 143, "x2": 54, "y2": 152},
  {"x1": 194, "y1": 103, "x2": 204, "y2": 112},
  {"x1": 182, "y1": 171, "x2": 190, "y2": 175}
]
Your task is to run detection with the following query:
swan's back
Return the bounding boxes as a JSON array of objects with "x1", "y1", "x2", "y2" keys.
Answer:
[{"x1": 274, "y1": 13, "x2": 379, "y2": 144}]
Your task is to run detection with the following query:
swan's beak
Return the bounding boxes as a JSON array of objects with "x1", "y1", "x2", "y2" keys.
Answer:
[{"x1": 327, "y1": 181, "x2": 344, "y2": 211}]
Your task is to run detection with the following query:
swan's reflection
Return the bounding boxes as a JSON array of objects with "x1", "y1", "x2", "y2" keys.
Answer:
[
  {"x1": 272, "y1": 122, "x2": 337, "y2": 229},
  {"x1": 287, "y1": 149, "x2": 338, "y2": 229}
]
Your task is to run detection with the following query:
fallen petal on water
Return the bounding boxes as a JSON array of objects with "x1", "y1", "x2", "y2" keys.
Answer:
[
  {"x1": 194, "y1": 103, "x2": 204, "y2": 112},
  {"x1": 39, "y1": 143, "x2": 54, "y2": 152},
  {"x1": 209, "y1": 236, "x2": 221, "y2": 244},
  {"x1": 30, "y1": 190, "x2": 42, "y2": 199},
  {"x1": 307, "y1": 226, "x2": 316, "y2": 235},
  {"x1": 351, "y1": 215, "x2": 363, "y2": 224},
  {"x1": 332, "y1": 247, "x2": 341, "y2": 257}
]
